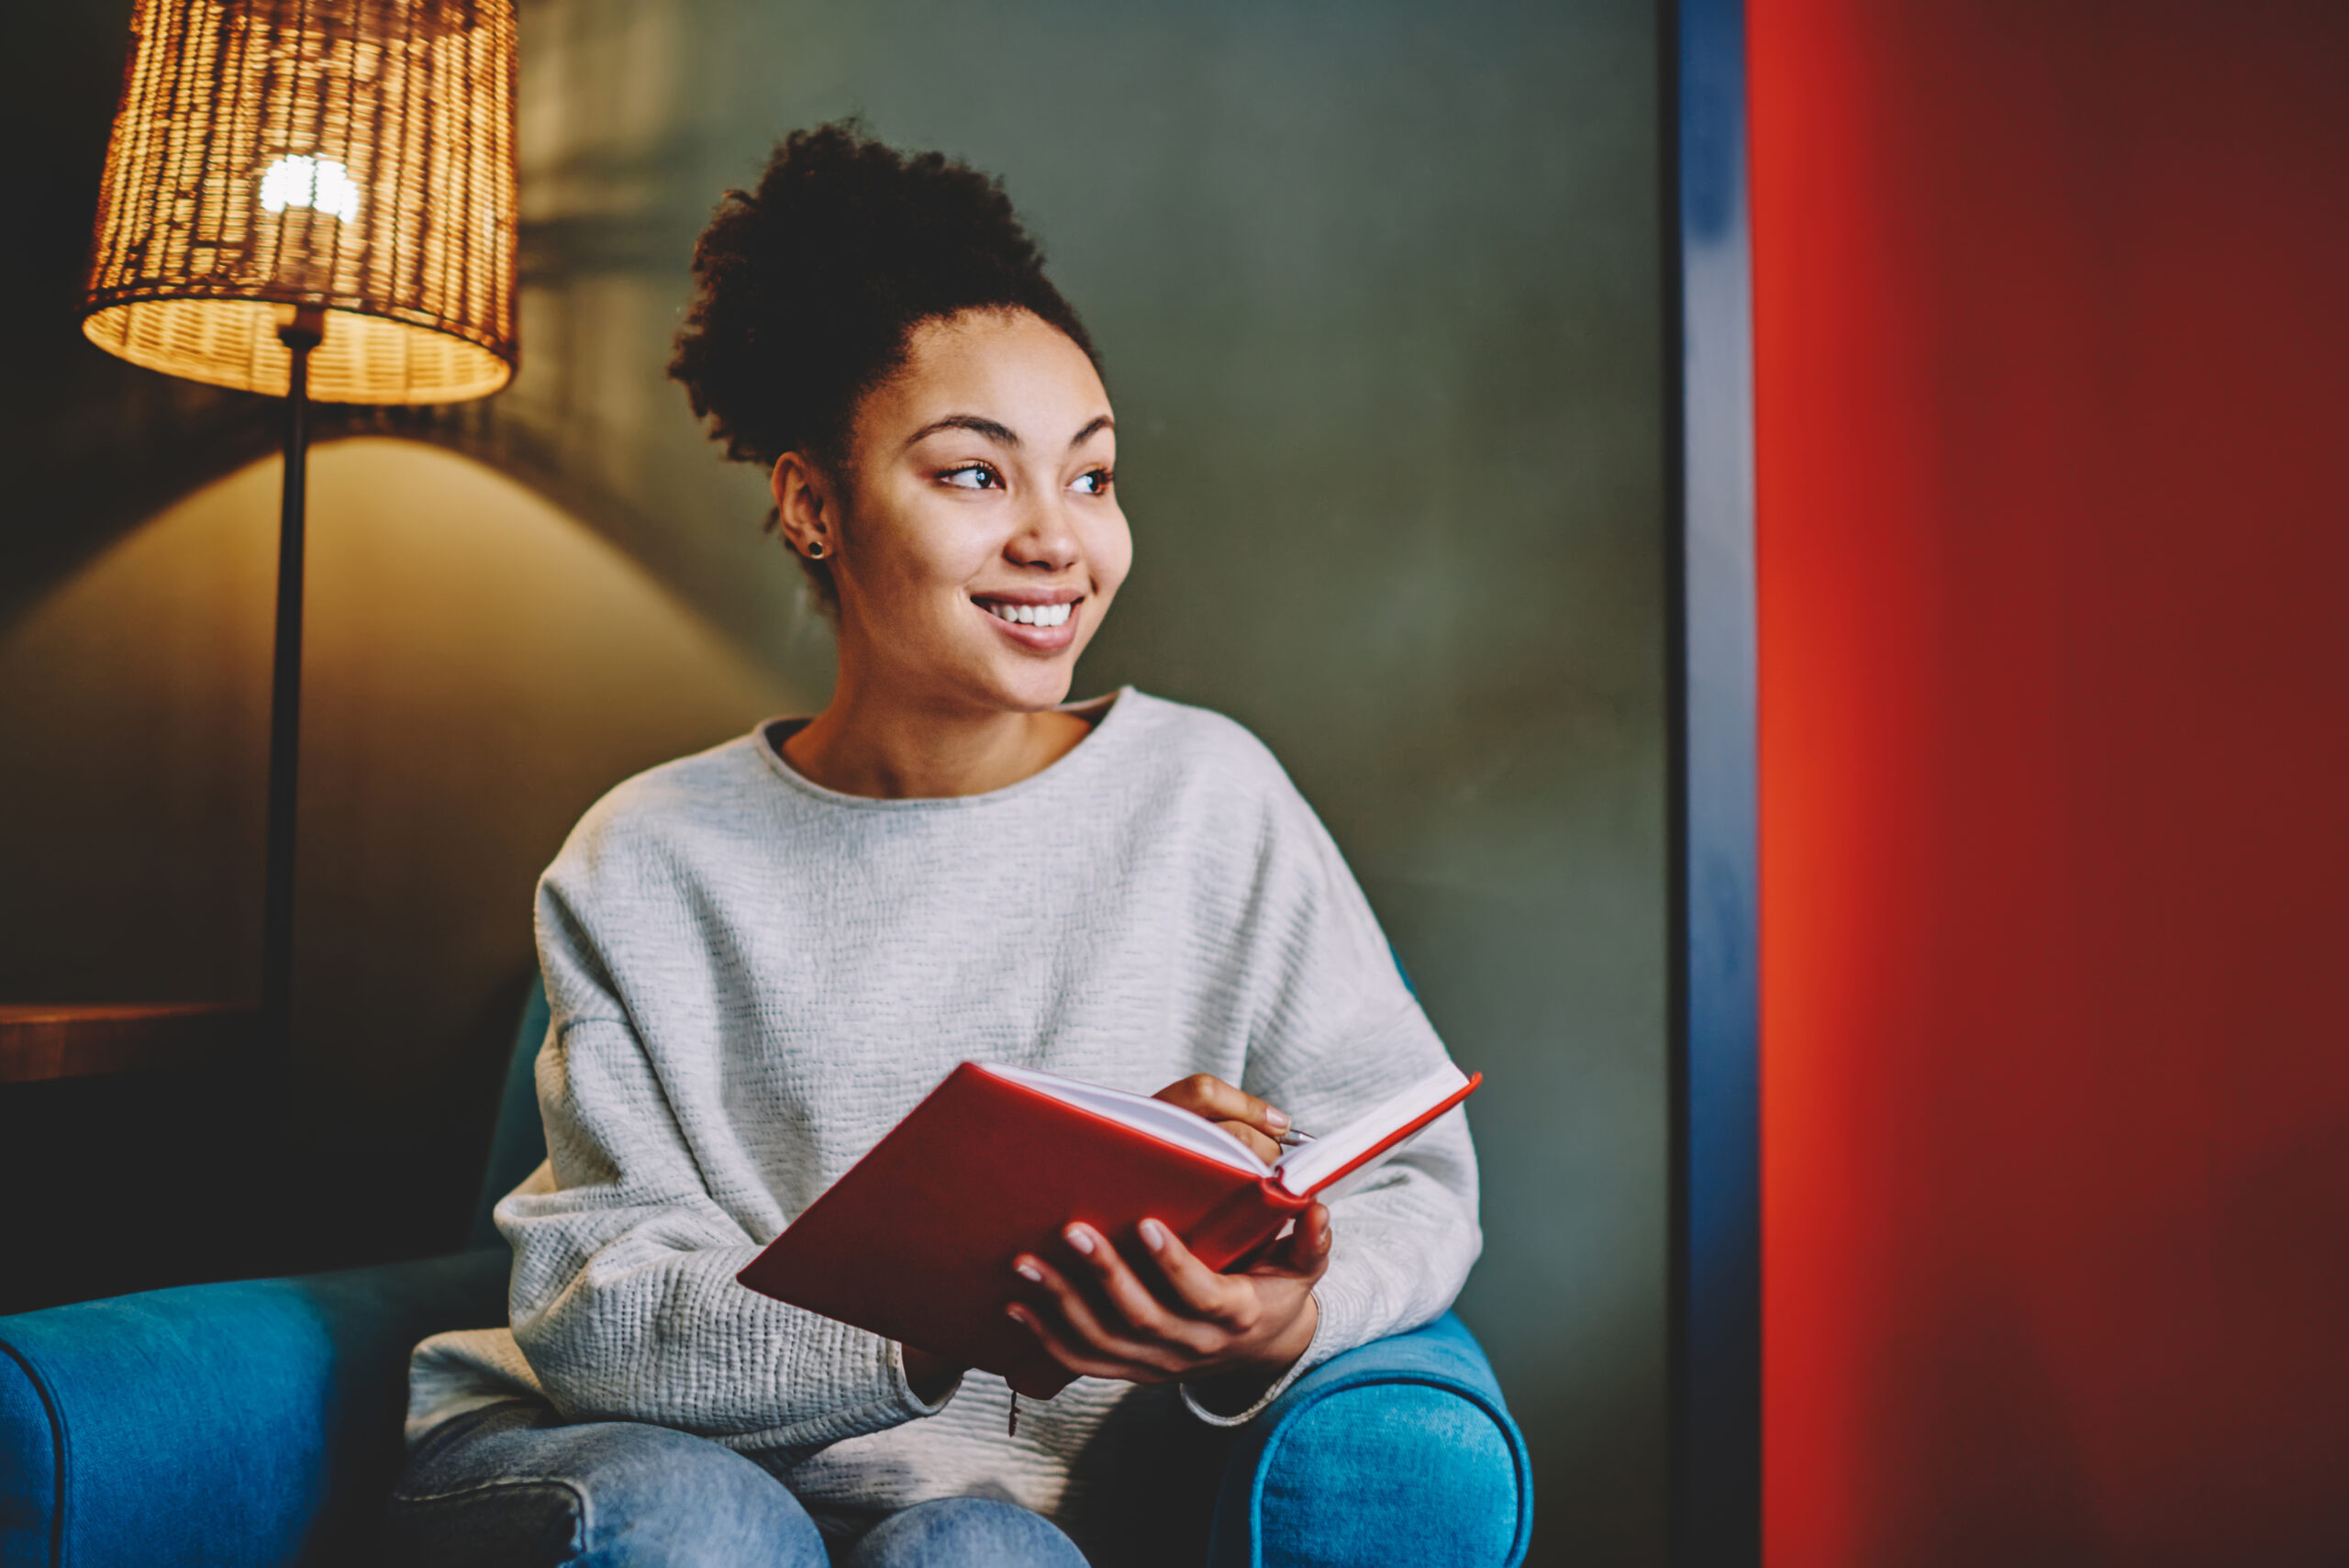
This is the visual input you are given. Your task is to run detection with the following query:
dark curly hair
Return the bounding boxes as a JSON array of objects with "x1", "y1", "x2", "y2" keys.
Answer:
[{"x1": 668, "y1": 121, "x2": 1099, "y2": 610}]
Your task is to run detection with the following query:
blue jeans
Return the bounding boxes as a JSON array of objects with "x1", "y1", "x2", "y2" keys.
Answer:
[{"x1": 386, "y1": 1398, "x2": 1091, "y2": 1566}]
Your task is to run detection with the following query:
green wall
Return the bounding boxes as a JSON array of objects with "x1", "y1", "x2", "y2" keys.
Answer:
[
  {"x1": 2, "y1": 0, "x2": 1667, "y2": 1560},
  {"x1": 502, "y1": 2, "x2": 1671, "y2": 1557}
]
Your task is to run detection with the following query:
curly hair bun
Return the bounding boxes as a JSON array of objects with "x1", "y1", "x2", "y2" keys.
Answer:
[{"x1": 668, "y1": 120, "x2": 1098, "y2": 477}]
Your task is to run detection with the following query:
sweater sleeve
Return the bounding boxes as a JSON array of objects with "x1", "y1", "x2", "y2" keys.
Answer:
[
  {"x1": 1178, "y1": 764, "x2": 1484, "y2": 1425},
  {"x1": 498, "y1": 872, "x2": 959, "y2": 1453}
]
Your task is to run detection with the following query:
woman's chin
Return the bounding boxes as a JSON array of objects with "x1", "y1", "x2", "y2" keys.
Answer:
[{"x1": 972, "y1": 656, "x2": 1079, "y2": 715}]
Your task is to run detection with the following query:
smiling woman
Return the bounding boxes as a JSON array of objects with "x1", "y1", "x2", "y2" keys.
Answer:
[
  {"x1": 667, "y1": 125, "x2": 1131, "y2": 798},
  {"x1": 771, "y1": 308, "x2": 1131, "y2": 798},
  {"x1": 386, "y1": 122, "x2": 1484, "y2": 1566}
]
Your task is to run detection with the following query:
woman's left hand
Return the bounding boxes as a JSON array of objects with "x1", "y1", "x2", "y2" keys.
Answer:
[{"x1": 1005, "y1": 1204, "x2": 1330, "y2": 1401}]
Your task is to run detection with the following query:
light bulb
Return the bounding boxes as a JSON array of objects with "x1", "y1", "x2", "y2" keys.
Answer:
[{"x1": 259, "y1": 155, "x2": 360, "y2": 223}]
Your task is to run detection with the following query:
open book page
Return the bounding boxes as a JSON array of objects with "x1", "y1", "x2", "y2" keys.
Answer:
[
  {"x1": 1271, "y1": 1062, "x2": 1474, "y2": 1195},
  {"x1": 981, "y1": 1062, "x2": 1268, "y2": 1173},
  {"x1": 980, "y1": 1059, "x2": 1474, "y2": 1198}
]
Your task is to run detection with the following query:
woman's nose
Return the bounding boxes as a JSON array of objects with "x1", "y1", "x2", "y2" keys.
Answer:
[{"x1": 1006, "y1": 495, "x2": 1080, "y2": 572}]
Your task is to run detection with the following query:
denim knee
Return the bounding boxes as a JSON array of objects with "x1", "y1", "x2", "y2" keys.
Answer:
[
  {"x1": 844, "y1": 1496, "x2": 1089, "y2": 1567},
  {"x1": 388, "y1": 1398, "x2": 828, "y2": 1567}
]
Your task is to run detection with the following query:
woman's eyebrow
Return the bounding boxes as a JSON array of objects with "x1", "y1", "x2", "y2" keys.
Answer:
[
  {"x1": 904, "y1": 413, "x2": 1020, "y2": 450},
  {"x1": 902, "y1": 412, "x2": 1114, "y2": 451}
]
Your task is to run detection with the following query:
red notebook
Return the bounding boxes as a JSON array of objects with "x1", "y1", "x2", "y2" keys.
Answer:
[{"x1": 736, "y1": 1060, "x2": 1481, "y2": 1398}]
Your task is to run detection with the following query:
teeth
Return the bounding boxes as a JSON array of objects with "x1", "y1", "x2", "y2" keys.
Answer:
[{"x1": 985, "y1": 601, "x2": 1071, "y2": 628}]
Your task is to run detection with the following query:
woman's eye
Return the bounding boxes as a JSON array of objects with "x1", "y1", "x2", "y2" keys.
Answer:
[
  {"x1": 1071, "y1": 468, "x2": 1113, "y2": 496},
  {"x1": 941, "y1": 464, "x2": 999, "y2": 490}
]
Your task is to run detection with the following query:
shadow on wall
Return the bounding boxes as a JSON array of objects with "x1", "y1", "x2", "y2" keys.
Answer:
[{"x1": 0, "y1": 437, "x2": 805, "y2": 1264}]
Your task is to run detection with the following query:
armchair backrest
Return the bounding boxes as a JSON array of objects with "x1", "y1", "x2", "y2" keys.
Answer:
[{"x1": 466, "y1": 976, "x2": 551, "y2": 1251}]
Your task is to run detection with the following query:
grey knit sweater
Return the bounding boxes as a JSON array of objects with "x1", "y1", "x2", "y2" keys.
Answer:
[{"x1": 405, "y1": 688, "x2": 1481, "y2": 1557}]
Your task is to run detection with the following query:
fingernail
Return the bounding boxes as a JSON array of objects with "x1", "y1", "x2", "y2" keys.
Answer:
[
  {"x1": 1015, "y1": 1260, "x2": 1043, "y2": 1283},
  {"x1": 1264, "y1": 1107, "x2": 1291, "y2": 1130},
  {"x1": 1064, "y1": 1226, "x2": 1097, "y2": 1256},
  {"x1": 1006, "y1": 1304, "x2": 1027, "y2": 1323},
  {"x1": 1139, "y1": 1219, "x2": 1167, "y2": 1252}
]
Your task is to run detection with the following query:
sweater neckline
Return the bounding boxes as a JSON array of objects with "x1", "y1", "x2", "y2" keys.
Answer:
[{"x1": 751, "y1": 687, "x2": 1134, "y2": 810}]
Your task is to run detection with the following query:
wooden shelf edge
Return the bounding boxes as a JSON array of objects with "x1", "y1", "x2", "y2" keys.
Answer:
[{"x1": 0, "y1": 1003, "x2": 261, "y2": 1084}]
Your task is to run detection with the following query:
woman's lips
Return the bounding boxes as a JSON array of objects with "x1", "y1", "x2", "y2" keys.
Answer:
[{"x1": 973, "y1": 595, "x2": 1082, "y2": 651}]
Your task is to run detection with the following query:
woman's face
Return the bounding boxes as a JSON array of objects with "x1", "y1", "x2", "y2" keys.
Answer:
[{"x1": 806, "y1": 307, "x2": 1130, "y2": 717}]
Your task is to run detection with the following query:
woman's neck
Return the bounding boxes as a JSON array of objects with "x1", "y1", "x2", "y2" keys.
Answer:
[{"x1": 780, "y1": 683, "x2": 1095, "y2": 799}]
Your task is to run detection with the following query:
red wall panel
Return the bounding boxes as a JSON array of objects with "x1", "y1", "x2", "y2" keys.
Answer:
[{"x1": 1749, "y1": 3, "x2": 2349, "y2": 1562}]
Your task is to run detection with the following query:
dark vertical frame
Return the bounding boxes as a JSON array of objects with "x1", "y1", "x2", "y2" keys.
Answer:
[{"x1": 1664, "y1": 0, "x2": 1760, "y2": 1562}]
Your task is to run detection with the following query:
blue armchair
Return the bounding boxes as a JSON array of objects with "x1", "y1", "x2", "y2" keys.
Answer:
[{"x1": 0, "y1": 984, "x2": 1531, "y2": 1566}]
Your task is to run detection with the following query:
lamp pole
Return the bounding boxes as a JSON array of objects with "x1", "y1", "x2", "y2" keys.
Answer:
[{"x1": 261, "y1": 306, "x2": 324, "y2": 1073}]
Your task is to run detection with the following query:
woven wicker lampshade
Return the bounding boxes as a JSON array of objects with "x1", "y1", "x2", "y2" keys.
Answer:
[{"x1": 82, "y1": 0, "x2": 518, "y2": 405}]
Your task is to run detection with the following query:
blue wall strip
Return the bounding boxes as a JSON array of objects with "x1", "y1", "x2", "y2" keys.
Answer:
[{"x1": 1667, "y1": 0, "x2": 1761, "y2": 1562}]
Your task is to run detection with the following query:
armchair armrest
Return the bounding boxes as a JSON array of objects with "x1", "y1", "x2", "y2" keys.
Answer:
[
  {"x1": 1207, "y1": 1312, "x2": 1533, "y2": 1568},
  {"x1": 0, "y1": 1248, "x2": 507, "y2": 1568}
]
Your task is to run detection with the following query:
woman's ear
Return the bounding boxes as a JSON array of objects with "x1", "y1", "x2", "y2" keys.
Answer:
[{"x1": 771, "y1": 452, "x2": 837, "y2": 560}]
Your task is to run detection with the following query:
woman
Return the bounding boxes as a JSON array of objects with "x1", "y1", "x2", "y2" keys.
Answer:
[{"x1": 392, "y1": 124, "x2": 1480, "y2": 1566}]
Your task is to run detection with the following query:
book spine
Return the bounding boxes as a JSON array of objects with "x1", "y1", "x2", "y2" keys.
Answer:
[{"x1": 1184, "y1": 1176, "x2": 1314, "y2": 1272}]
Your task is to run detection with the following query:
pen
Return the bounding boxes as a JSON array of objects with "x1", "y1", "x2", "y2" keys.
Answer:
[{"x1": 1275, "y1": 1128, "x2": 1317, "y2": 1149}]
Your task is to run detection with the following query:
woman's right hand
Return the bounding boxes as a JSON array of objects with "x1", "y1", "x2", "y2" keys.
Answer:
[{"x1": 1152, "y1": 1073, "x2": 1293, "y2": 1163}]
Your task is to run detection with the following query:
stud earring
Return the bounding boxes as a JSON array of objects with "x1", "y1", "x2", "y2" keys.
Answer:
[{"x1": 804, "y1": 539, "x2": 827, "y2": 560}]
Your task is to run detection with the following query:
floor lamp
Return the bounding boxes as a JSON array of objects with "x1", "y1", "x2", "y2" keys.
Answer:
[{"x1": 79, "y1": 0, "x2": 519, "y2": 1079}]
